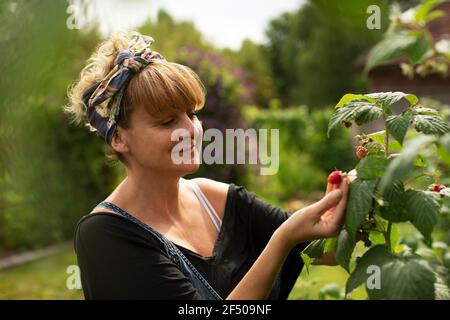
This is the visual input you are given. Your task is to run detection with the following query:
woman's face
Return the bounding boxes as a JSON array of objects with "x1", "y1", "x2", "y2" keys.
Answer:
[{"x1": 116, "y1": 104, "x2": 203, "y2": 176}]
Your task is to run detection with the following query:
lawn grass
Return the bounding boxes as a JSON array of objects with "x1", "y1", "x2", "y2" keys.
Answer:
[
  {"x1": 289, "y1": 265, "x2": 367, "y2": 300},
  {"x1": 0, "y1": 249, "x2": 83, "y2": 300}
]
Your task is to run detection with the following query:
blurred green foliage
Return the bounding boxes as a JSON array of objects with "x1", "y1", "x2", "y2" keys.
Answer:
[
  {"x1": 0, "y1": 0, "x2": 113, "y2": 250},
  {"x1": 264, "y1": 0, "x2": 419, "y2": 108},
  {"x1": 243, "y1": 104, "x2": 355, "y2": 204}
]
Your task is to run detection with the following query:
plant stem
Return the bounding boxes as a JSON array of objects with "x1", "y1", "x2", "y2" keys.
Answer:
[
  {"x1": 386, "y1": 222, "x2": 392, "y2": 252},
  {"x1": 381, "y1": 111, "x2": 393, "y2": 251},
  {"x1": 383, "y1": 113, "x2": 389, "y2": 156}
]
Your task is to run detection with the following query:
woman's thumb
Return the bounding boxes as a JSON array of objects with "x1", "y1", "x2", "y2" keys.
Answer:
[{"x1": 312, "y1": 189, "x2": 343, "y2": 214}]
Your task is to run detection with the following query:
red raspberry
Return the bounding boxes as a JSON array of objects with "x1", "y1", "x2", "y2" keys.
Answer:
[
  {"x1": 429, "y1": 184, "x2": 445, "y2": 192},
  {"x1": 355, "y1": 146, "x2": 368, "y2": 159},
  {"x1": 328, "y1": 170, "x2": 342, "y2": 185}
]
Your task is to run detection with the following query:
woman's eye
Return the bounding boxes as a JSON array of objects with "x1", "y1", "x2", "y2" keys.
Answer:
[
  {"x1": 188, "y1": 111, "x2": 198, "y2": 119},
  {"x1": 161, "y1": 111, "x2": 198, "y2": 126},
  {"x1": 161, "y1": 118, "x2": 175, "y2": 126}
]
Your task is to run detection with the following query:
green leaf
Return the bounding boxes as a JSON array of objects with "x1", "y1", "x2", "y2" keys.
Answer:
[
  {"x1": 423, "y1": 10, "x2": 446, "y2": 23},
  {"x1": 346, "y1": 246, "x2": 436, "y2": 299},
  {"x1": 365, "y1": 92, "x2": 418, "y2": 113},
  {"x1": 379, "y1": 135, "x2": 437, "y2": 192},
  {"x1": 413, "y1": 106, "x2": 440, "y2": 115},
  {"x1": 390, "y1": 223, "x2": 400, "y2": 250},
  {"x1": 369, "y1": 231, "x2": 386, "y2": 245},
  {"x1": 415, "y1": 0, "x2": 443, "y2": 23},
  {"x1": 302, "y1": 239, "x2": 326, "y2": 259},
  {"x1": 345, "y1": 179, "x2": 377, "y2": 241},
  {"x1": 335, "y1": 94, "x2": 373, "y2": 108},
  {"x1": 324, "y1": 237, "x2": 337, "y2": 253},
  {"x1": 327, "y1": 101, "x2": 377, "y2": 137},
  {"x1": 405, "y1": 190, "x2": 441, "y2": 242},
  {"x1": 404, "y1": 94, "x2": 419, "y2": 106},
  {"x1": 336, "y1": 228, "x2": 355, "y2": 272},
  {"x1": 356, "y1": 155, "x2": 388, "y2": 180},
  {"x1": 301, "y1": 239, "x2": 326, "y2": 272},
  {"x1": 300, "y1": 252, "x2": 313, "y2": 273},
  {"x1": 380, "y1": 181, "x2": 411, "y2": 222},
  {"x1": 380, "y1": 206, "x2": 411, "y2": 222},
  {"x1": 354, "y1": 105, "x2": 383, "y2": 125},
  {"x1": 301, "y1": 237, "x2": 338, "y2": 272},
  {"x1": 405, "y1": 35, "x2": 430, "y2": 64},
  {"x1": 386, "y1": 112, "x2": 413, "y2": 145},
  {"x1": 365, "y1": 32, "x2": 421, "y2": 72},
  {"x1": 413, "y1": 114, "x2": 450, "y2": 135},
  {"x1": 367, "y1": 130, "x2": 386, "y2": 146}
]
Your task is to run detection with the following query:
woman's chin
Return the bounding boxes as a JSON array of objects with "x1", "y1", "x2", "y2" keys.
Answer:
[
  {"x1": 171, "y1": 160, "x2": 200, "y2": 175},
  {"x1": 168, "y1": 148, "x2": 201, "y2": 174}
]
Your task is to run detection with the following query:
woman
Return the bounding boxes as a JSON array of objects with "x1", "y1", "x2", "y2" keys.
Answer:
[{"x1": 66, "y1": 32, "x2": 350, "y2": 300}]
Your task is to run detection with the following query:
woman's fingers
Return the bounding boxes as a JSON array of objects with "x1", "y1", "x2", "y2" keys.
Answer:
[
  {"x1": 328, "y1": 176, "x2": 349, "y2": 225},
  {"x1": 308, "y1": 189, "x2": 343, "y2": 217},
  {"x1": 326, "y1": 171, "x2": 349, "y2": 194}
]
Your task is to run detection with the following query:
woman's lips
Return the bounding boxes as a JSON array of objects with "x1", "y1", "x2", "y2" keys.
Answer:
[{"x1": 181, "y1": 144, "x2": 195, "y2": 153}]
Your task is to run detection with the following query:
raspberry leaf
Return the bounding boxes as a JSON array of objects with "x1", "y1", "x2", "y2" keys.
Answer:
[
  {"x1": 356, "y1": 155, "x2": 388, "y2": 180},
  {"x1": 335, "y1": 228, "x2": 355, "y2": 272},
  {"x1": 346, "y1": 245, "x2": 436, "y2": 299},
  {"x1": 345, "y1": 179, "x2": 377, "y2": 242},
  {"x1": 386, "y1": 111, "x2": 413, "y2": 145},
  {"x1": 405, "y1": 190, "x2": 441, "y2": 243},
  {"x1": 413, "y1": 114, "x2": 450, "y2": 135}
]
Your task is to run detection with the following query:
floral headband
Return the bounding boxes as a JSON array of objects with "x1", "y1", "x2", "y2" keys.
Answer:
[{"x1": 82, "y1": 34, "x2": 166, "y2": 145}]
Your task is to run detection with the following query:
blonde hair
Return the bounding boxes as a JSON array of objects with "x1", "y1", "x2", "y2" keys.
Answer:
[{"x1": 65, "y1": 32, "x2": 206, "y2": 162}]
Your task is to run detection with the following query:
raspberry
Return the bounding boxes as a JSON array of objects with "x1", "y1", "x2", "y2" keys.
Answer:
[
  {"x1": 429, "y1": 184, "x2": 446, "y2": 192},
  {"x1": 328, "y1": 170, "x2": 342, "y2": 185},
  {"x1": 355, "y1": 146, "x2": 368, "y2": 159}
]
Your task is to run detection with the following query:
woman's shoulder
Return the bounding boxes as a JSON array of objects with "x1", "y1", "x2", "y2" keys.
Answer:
[
  {"x1": 190, "y1": 178, "x2": 256, "y2": 210},
  {"x1": 74, "y1": 211, "x2": 161, "y2": 249},
  {"x1": 190, "y1": 177, "x2": 230, "y2": 196},
  {"x1": 190, "y1": 178, "x2": 231, "y2": 217}
]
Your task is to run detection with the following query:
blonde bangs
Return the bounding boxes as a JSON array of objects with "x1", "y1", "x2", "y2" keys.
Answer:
[{"x1": 125, "y1": 62, "x2": 206, "y2": 121}]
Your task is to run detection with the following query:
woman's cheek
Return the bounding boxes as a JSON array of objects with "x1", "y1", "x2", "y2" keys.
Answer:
[{"x1": 193, "y1": 119, "x2": 203, "y2": 150}]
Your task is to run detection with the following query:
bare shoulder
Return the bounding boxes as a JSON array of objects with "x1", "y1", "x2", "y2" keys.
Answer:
[{"x1": 190, "y1": 178, "x2": 230, "y2": 218}]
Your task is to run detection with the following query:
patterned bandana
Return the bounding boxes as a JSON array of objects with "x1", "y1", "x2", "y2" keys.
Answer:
[{"x1": 82, "y1": 34, "x2": 166, "y2": 145}]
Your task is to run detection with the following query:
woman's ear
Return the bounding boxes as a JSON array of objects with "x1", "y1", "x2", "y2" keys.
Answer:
[{"x1": 111, "y1": 128, "x2": 129, "y2": 154}]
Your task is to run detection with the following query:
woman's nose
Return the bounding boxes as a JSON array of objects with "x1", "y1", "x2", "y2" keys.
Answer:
[{"x1": 180, "y1": 113, "x2": 196, "y2": 138}]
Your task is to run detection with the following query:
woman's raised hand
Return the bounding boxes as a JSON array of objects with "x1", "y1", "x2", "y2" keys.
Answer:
[{"x1": 279, "y1": 171, "x2": 350, "y2": 248}]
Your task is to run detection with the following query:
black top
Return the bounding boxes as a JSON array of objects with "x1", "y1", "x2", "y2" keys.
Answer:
[{"x1": 73, "y1": 183, "x2": 309, "y2": 300}]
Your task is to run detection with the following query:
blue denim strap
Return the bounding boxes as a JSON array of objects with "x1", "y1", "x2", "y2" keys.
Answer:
[{"x1": 96, "y1": 201, "x2": 223, "y2": 300}]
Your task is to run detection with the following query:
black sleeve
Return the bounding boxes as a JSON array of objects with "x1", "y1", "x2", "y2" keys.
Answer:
[
  {"x1": 74, "y1": 214, "x2": 203, "y2": 300},
  {"x1": 232, "y1": 184, "x2": 310, "y2": 299}
]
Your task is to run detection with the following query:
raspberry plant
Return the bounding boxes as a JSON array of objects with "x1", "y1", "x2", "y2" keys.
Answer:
[{"x1": 301, "y1": 91, "x2": 450, "y2": 299}]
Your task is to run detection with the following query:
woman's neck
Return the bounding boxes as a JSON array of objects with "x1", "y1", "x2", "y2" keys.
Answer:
[{"x1": 108, "y1": 168, "x2": 187, "y2": 222}]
